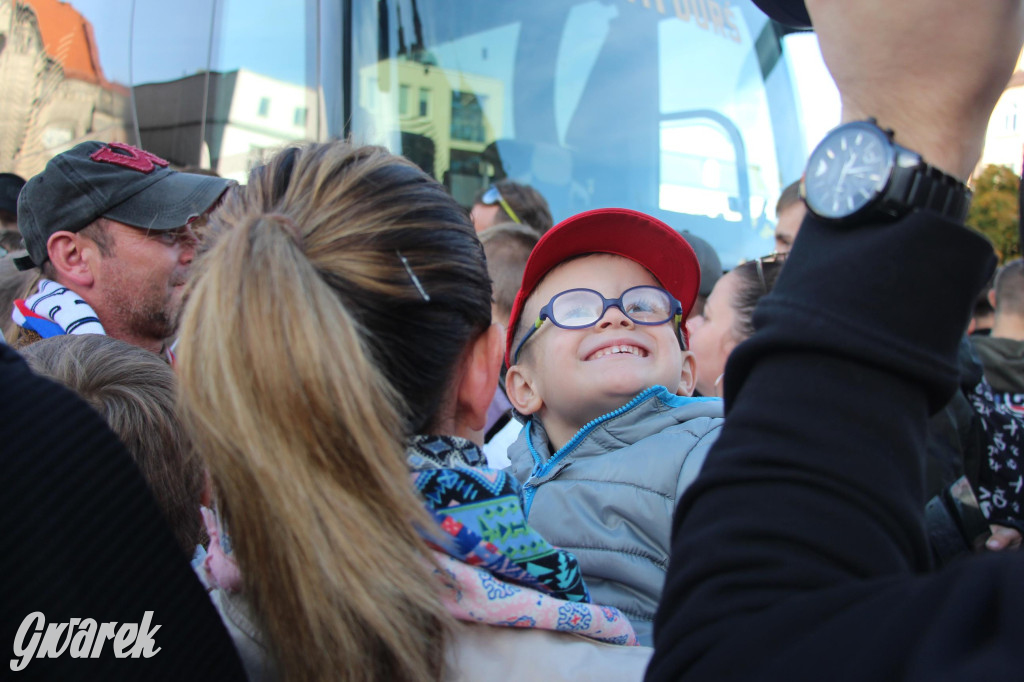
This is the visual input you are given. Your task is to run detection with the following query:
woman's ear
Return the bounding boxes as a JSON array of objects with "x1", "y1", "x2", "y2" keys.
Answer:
[
  {"x1": 505, "y1": 362, "x2": 544, "y2": 416},
  {"x1": 676, "y1": 350, "x2": 698, "y2": 397},
  {"x1": 452, "y1": 322, "x2": 505, "y2": 444}
]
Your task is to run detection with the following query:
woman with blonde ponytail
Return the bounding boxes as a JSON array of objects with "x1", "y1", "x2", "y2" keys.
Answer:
[{"x1": 178, "y1": 141, "x2": 651, "y2": 681}]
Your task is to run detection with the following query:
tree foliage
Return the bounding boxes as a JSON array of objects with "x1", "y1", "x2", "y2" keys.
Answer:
[{"x1": 968, "y1": 164, "x2": 1020, "y2": 263}]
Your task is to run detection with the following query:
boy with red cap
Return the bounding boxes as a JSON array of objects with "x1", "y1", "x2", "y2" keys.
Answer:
[{"x1": 503, "y1": 207, "x2": 723, "y2": 645}]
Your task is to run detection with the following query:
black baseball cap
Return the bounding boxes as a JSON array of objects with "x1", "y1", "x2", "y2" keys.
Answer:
[
  {"x1": 751, "y1": 0, "x2": 811, "y2": 28},
  {"x1": 15, "y1": 141, "x2": 232, "y2": 271},
  {"x1": 0, "y1": 173, "x2": 26, "y2": 216}
]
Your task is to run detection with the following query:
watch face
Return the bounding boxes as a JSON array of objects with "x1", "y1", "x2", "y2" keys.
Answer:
[{"x1": 804, "y1": 122, "x2": 893, "y2": 220}]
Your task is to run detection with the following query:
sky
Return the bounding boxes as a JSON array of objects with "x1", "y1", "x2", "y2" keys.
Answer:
[{"x1": 68, "y1": 0, "x2": 307, "y2": 86}]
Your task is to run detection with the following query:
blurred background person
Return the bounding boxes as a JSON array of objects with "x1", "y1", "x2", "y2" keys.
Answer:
[
  {"x1": 470, "y1": 180, "x2": 553, "y2": 235},
  {"x1": 0, "y1": 172, "x2": 26, "y2": 253},
  {"x1": 21, "y1": 334, "x2": 206, "y2": 556},
  {"x1": 0, "y1": 255, "x2": 37, "y2": 342},
  {"x1": 478, "y1": 222, "x2": 539, "y2": 467},
  {"x1": 971, "y1": 259, "x2": 1024, "y2": 411},
  {"x1": 687, "y1": 254, "x2": 785, "y2": 397},
  {"x1": 773, "y1": 179, "x2": 806, "y2": 253}
]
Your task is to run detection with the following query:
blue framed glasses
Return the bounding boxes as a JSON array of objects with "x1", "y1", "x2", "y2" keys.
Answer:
[
  {"x1": 481, "y1": 185, "x2": 521, "y2": 224},
  {"x1": 512, "y1": 285, "x2": 683, "y2": 363}
]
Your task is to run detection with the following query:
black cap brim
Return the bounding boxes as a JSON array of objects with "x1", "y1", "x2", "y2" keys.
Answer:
[
  {"x1": 751, "y1": 0, "x2": 812, "y2": 29},
  {"x1": 103, "y1": 172, "x2": 232, "y2": 231}
]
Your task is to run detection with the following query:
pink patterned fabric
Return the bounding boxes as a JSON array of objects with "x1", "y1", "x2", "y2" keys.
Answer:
[{"x1": 433, "y1": 551, "x2": 639, "y2": 646}]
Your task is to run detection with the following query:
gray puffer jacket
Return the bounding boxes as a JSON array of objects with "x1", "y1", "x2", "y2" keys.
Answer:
[{"x1": 507, "y1": 386, "x2": 723, "y2": 646}]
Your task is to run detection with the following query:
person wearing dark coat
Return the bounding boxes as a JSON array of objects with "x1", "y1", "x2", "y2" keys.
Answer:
[
  {"x1": 1, "y1": 342, "x2": 246, "y2": 680},
  {"x1": 647, "y1": 1, "x2": 1024, "y2": 680}
]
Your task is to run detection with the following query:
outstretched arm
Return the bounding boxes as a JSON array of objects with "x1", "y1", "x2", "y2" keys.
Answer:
[{"x1": 648, "y1": 2, "x2": 1024, "y2": 680}]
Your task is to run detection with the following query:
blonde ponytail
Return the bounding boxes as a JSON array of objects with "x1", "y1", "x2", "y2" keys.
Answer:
[{"x1": 178, "y1": 209, "x2": 449, "y2": 681}]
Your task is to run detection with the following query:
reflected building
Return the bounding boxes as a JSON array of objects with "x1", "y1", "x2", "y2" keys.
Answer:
[
  {"x1": 0, "y1": 0, "x2": 130, "y2": 177},
  {"x1": 360, "y1": 56, "x2": 504, "y2": 205},
  {"x1": 134, "y1": 69, "x2": 315, "y2": 182},
  {"x1": 1, "y1": 0, "x2": 819, "y2": 267}
]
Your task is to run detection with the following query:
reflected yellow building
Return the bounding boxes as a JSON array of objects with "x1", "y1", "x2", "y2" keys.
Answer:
[{"x1": 361, "y1": 57, "x2": 504, "y2": 203}]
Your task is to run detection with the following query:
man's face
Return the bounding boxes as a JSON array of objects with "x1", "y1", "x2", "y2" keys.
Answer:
[
  {"x1": 774, "y1": 201, "x2": 807, "y2": 253},
  {"x1": 507, "y1": 254, "x2": 694, "y2": 442},
  {"x1": 89, "y1": 219, "x2": 197, "y2": 347}
]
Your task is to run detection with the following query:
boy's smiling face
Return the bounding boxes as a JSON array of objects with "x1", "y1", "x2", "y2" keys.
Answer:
[{"x1": 506, "y1": 253, "x2": 696, "y2": 449}]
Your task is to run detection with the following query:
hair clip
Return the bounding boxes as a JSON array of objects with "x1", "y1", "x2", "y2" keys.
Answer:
[{"x1": 397, "y1": 250, "x2": 430, "y2": 302}]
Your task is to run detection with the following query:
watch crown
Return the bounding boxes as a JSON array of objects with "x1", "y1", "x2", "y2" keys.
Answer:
[{"x1": 865, "y1": 117, "x2": 894, "y2": 138}]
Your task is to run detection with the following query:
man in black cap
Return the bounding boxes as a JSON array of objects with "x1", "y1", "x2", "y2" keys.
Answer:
[{"x1": 11, "y1": 142, "x2": 232, "y2": 355}]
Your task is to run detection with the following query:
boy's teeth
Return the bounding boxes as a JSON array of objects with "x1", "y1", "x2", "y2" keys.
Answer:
[{"x1": 592, "y1": 345, "x2": 645, "y2": 359}]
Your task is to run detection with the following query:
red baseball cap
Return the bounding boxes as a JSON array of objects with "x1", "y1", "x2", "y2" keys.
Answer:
[{"x1": 504, "y1": 207, "x2": 700, "y2": 366}]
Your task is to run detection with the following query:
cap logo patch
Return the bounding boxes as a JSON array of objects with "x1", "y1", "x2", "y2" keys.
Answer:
[{"x1": 89, "y1": 142, "x2": 170, "y2": 174}]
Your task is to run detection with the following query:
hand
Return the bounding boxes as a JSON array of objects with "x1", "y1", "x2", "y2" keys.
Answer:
[
  {"x1": 985, "y1": 524, "x2": 1023, "y2": 552},
  {"x1": 200, "y1": 506, "x2": 243, "y2": 592},
  {"x1": 805, "y1": 0, "x2": 1024, "y2": 180}
]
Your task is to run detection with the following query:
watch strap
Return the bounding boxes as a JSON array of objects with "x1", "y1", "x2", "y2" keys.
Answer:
[{"x1": 894, "y1": 158, "x2": 973, "y2": 223}]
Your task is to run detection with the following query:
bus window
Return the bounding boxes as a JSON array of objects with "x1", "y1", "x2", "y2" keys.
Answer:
[
  {"x1": 351, "y1": 0, "x2": 806, "y2": 265},
  {"x1": 1, "y1": 0, "x2": 809, "y2": 264},
  {"x1": 130, "y1": 0, "x2": 319, "y2": 180}
]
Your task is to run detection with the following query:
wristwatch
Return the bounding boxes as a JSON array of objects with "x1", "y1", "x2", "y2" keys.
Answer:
[{"x1": 801, "y1": 119, "x2": 972, "y2": 224}]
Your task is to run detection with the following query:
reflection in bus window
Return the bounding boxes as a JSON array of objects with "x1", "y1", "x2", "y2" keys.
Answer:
[
  {"x1": 660, "y1": 121, "x2": 741, "y2": 221},
  {"x1": 658, "y1": 7, "x2": 781, "y2": 263},
  {"x1": 2, "y1": 0, "x2": 810, "y2": 265},
  {"x1": 132, "y1": 0, "x2": 317, "y2": 180},
  {"x1": 351, "y1": 0, "x2": 802, "y2": 264}
]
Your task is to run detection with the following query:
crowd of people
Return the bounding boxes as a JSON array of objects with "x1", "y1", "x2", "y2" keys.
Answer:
[{"x1": 3, "y1": 0, "x2": 1024, "y2": 679}]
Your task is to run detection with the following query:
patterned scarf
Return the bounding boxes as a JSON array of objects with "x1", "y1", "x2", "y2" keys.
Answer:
[{"x1": 409, "y1": 434, "x2": 639, "y2": 645}]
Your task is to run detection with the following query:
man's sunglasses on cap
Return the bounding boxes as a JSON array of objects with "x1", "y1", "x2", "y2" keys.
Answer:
[
  {"x1": 754, "y1": 252, "x2": 787, "y2": 295},
  {"x1": 512, "y1": 285, "x2": 683, "y2": 363},
  {"x1": 481, "y1": 185, "x2": 521, "y2": 224}
]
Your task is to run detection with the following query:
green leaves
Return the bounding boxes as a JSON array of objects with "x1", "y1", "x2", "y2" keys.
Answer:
[{"x1": 968, "y1": 164, "x2": 1021, "y2": 263}]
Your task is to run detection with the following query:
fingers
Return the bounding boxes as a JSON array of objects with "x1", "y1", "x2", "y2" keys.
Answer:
[{"x1": 986, "y1": 524, "x2": 1023, "y2": 552}]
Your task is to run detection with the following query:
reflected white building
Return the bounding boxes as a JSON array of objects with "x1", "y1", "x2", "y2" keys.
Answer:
[
  {"x1": 134, "y1": 69, "x2": 314, "y2": 182},
  {"x1": 979, "y1": 54, "x2": 1024, "y2": 176}
]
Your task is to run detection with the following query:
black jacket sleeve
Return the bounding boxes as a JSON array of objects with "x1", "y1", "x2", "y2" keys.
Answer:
[
  {"x1": 647, "y1": 213, "x2": 1024, "y2": 681},
  {"x1": 0, "y1": 344, "x2": 246, "y2": 680}
]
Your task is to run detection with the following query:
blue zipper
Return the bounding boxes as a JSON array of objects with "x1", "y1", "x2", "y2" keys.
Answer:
[{"x1": 521, "y1": 386, "x2": 718, "y2": 514}]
